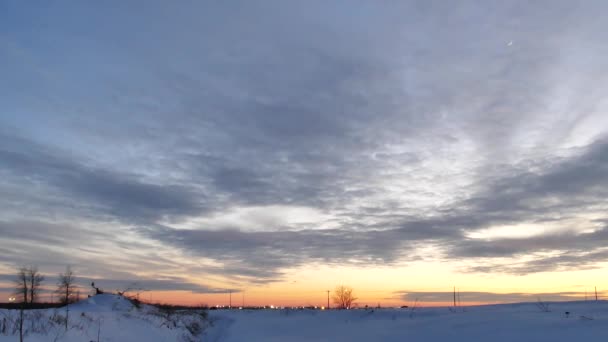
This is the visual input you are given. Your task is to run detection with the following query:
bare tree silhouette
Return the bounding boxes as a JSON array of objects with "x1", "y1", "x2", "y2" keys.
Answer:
[
  {"x1": 14, "y1": 267, "x2": 28, "y2": 342},
  {"x1": 15, "y1": 267, "x2": 29, "y2": 304},
  {"x1": 57, "y1": 266, "x2": 77, "y2": 330},
  {"x1": 27, "y1": 266, "x2": 44, "y2": 304},
  {"x1": 332, "y1": 285, "x2": 357, "y2": 309}
]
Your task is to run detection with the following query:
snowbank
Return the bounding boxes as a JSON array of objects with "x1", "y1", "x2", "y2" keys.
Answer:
[
  {"x1": 2, "y1": 297, "x2": 608, "y2": 341},
  {"x1": 0, "y1": 294, "x2": 209, "y2": 342}
]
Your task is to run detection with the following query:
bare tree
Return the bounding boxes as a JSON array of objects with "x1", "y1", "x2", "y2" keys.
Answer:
[
  {"x1": 13, "y1": 265, "x2": 44, "y2": 342},
  {"x1": 14, "y1": 267, "x2": 29, "y2": 304},
  {"x1": 27, "y1": 266, "x2": 45, "y2": 304},
  {"x1": 332, "y1": 285, "x2": 357, "y2": 309},
  {"x1": 15, "y1": 266, "x2": 45, "y2": 305},
  {"x1": 57, "y1": 266, "x2": 77, "y2": 330},
  {"x1": 14, "y1": 267, "x2": 28, "y2": 342},
  {"x1": 57, "y1": 266, "x2": 76, "y2": 305}
]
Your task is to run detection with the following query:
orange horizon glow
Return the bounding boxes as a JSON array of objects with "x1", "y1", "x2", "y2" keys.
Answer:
[
  {"x1": 97, "y1": 290, "x2": 601, "y2": 308},
  {"x1": 1, "y1": 261, "x2": 607, "y2": 307},
  {"x1": 0, "y1": 285, "x2": 604, "y2": 308}
]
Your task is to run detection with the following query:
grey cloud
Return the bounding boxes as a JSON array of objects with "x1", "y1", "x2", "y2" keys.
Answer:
[
  {"x1": 441, "y1": 138, "x2": 608, "y2": 265},
  {"x1": 465, "y1": 249, "x2": 608, "y2": 275},
  {"x1": 142, "y1": 225, "x2": 418, "y2": 282},
  {"x1": 83, "y1": 277, "x2": 230, "y2": 294},
  {"x1": 0, "y1": 273, "x2": 226, "y2": 295},
  {"x1": 398, "y1": 291, "x2": 592, "y2": 304},
  {"x1": 0, "y1": 220, "x2": 113, "y2": 246},
  {"x1": 453, "y1": 227, "x2": 608, "y2": 259},
  {"x1": 0, "y1": 134, "x2": 206, "y2": 223},
  {"x1": 469, "y1": 139, "x2": 608, "y2": 214},
  {"x1": 1, "y1": 0, "x2": 608, "y2": 287}
]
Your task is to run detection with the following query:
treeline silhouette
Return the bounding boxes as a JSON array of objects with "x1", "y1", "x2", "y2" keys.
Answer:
[{"x1": 0, "y1": 302, "x2": 63, "y2": 310}]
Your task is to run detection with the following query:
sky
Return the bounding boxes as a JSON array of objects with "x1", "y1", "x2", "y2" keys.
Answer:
[{"x1": 1, "y1": 0, "x2": 608, "y2": 307}]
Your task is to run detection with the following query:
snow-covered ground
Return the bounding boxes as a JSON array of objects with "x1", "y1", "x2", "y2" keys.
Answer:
[
  {"x1": 213, "y1": 301, "x2": 608, "y2": 342},
  {"x1": 0, "y1": 294, "x2": 210, "y2": 342},
  {"x1": 2, "y1": 294, "x2": 608, "y2": 341}
]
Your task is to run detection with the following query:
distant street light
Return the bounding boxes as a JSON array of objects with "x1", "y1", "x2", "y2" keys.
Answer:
[{"x1": 8, "y1": 297, "x2": 16, "y2": 302}]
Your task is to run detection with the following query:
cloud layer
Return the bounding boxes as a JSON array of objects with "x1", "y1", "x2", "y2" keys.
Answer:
[{"x1": 1, "y1": 1, "x2": 608, "y2": 290}]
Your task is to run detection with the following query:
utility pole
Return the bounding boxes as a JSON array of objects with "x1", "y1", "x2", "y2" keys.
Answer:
[
  {"x1": 229, "y1": 290, "x2": 232, "y2": 309},
  {"x1": 453, "y1": 286, "x2": 456, "y2": 307},
  {"x1": 595, "y1": 286, "x2": 598, "y2": 301},
  {"x1": 327, "y1": 290, "x2": 330, "y2": 309}
]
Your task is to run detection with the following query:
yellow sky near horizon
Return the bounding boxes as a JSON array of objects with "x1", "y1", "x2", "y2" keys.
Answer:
[
  {"x1": 2, "y1": 260, "x2": 607, "y2": 307},
  {"x1": 75, "y1": 262, "x2": 608, "y2": 306}
]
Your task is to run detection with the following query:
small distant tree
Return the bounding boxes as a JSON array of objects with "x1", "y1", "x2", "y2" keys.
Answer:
[
  {"x1": 27, "y1": 266, "x2": 45, "y2": 304},
  {"x1": 56, "y1": 266, "x2": 77, "y2": 330},
  {"x1": 536, "y1": 297, "x2": 550, "y2": 312},
  {"x1": 332, "y1": 285, "x2": 357, "y2": 309}
]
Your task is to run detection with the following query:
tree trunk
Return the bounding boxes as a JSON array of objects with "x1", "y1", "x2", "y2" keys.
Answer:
[
  {"x1": 19, "y1": 306, "x2": 24, "y2": 342},
  {"x1": 65, "y1": 286, "x2": 69, "y2": 331}
]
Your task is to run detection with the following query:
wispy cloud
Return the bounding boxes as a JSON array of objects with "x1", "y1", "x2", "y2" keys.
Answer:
[{"x1": 1, "y1": 0, "x2": 608, "y2": 288}]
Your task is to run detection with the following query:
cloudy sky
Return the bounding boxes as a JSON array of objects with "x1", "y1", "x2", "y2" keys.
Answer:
[{"x1": 1, "y1": 1, "x2": 608, "y2": 306}]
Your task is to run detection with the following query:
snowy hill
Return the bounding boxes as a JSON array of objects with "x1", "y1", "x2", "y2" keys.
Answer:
[
  {"x1": 2, "y1": 295, "x2": 608, "y2": 341},
  {"x1": 0, "y1": 294, "x2": 210, "y2": 342}
]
